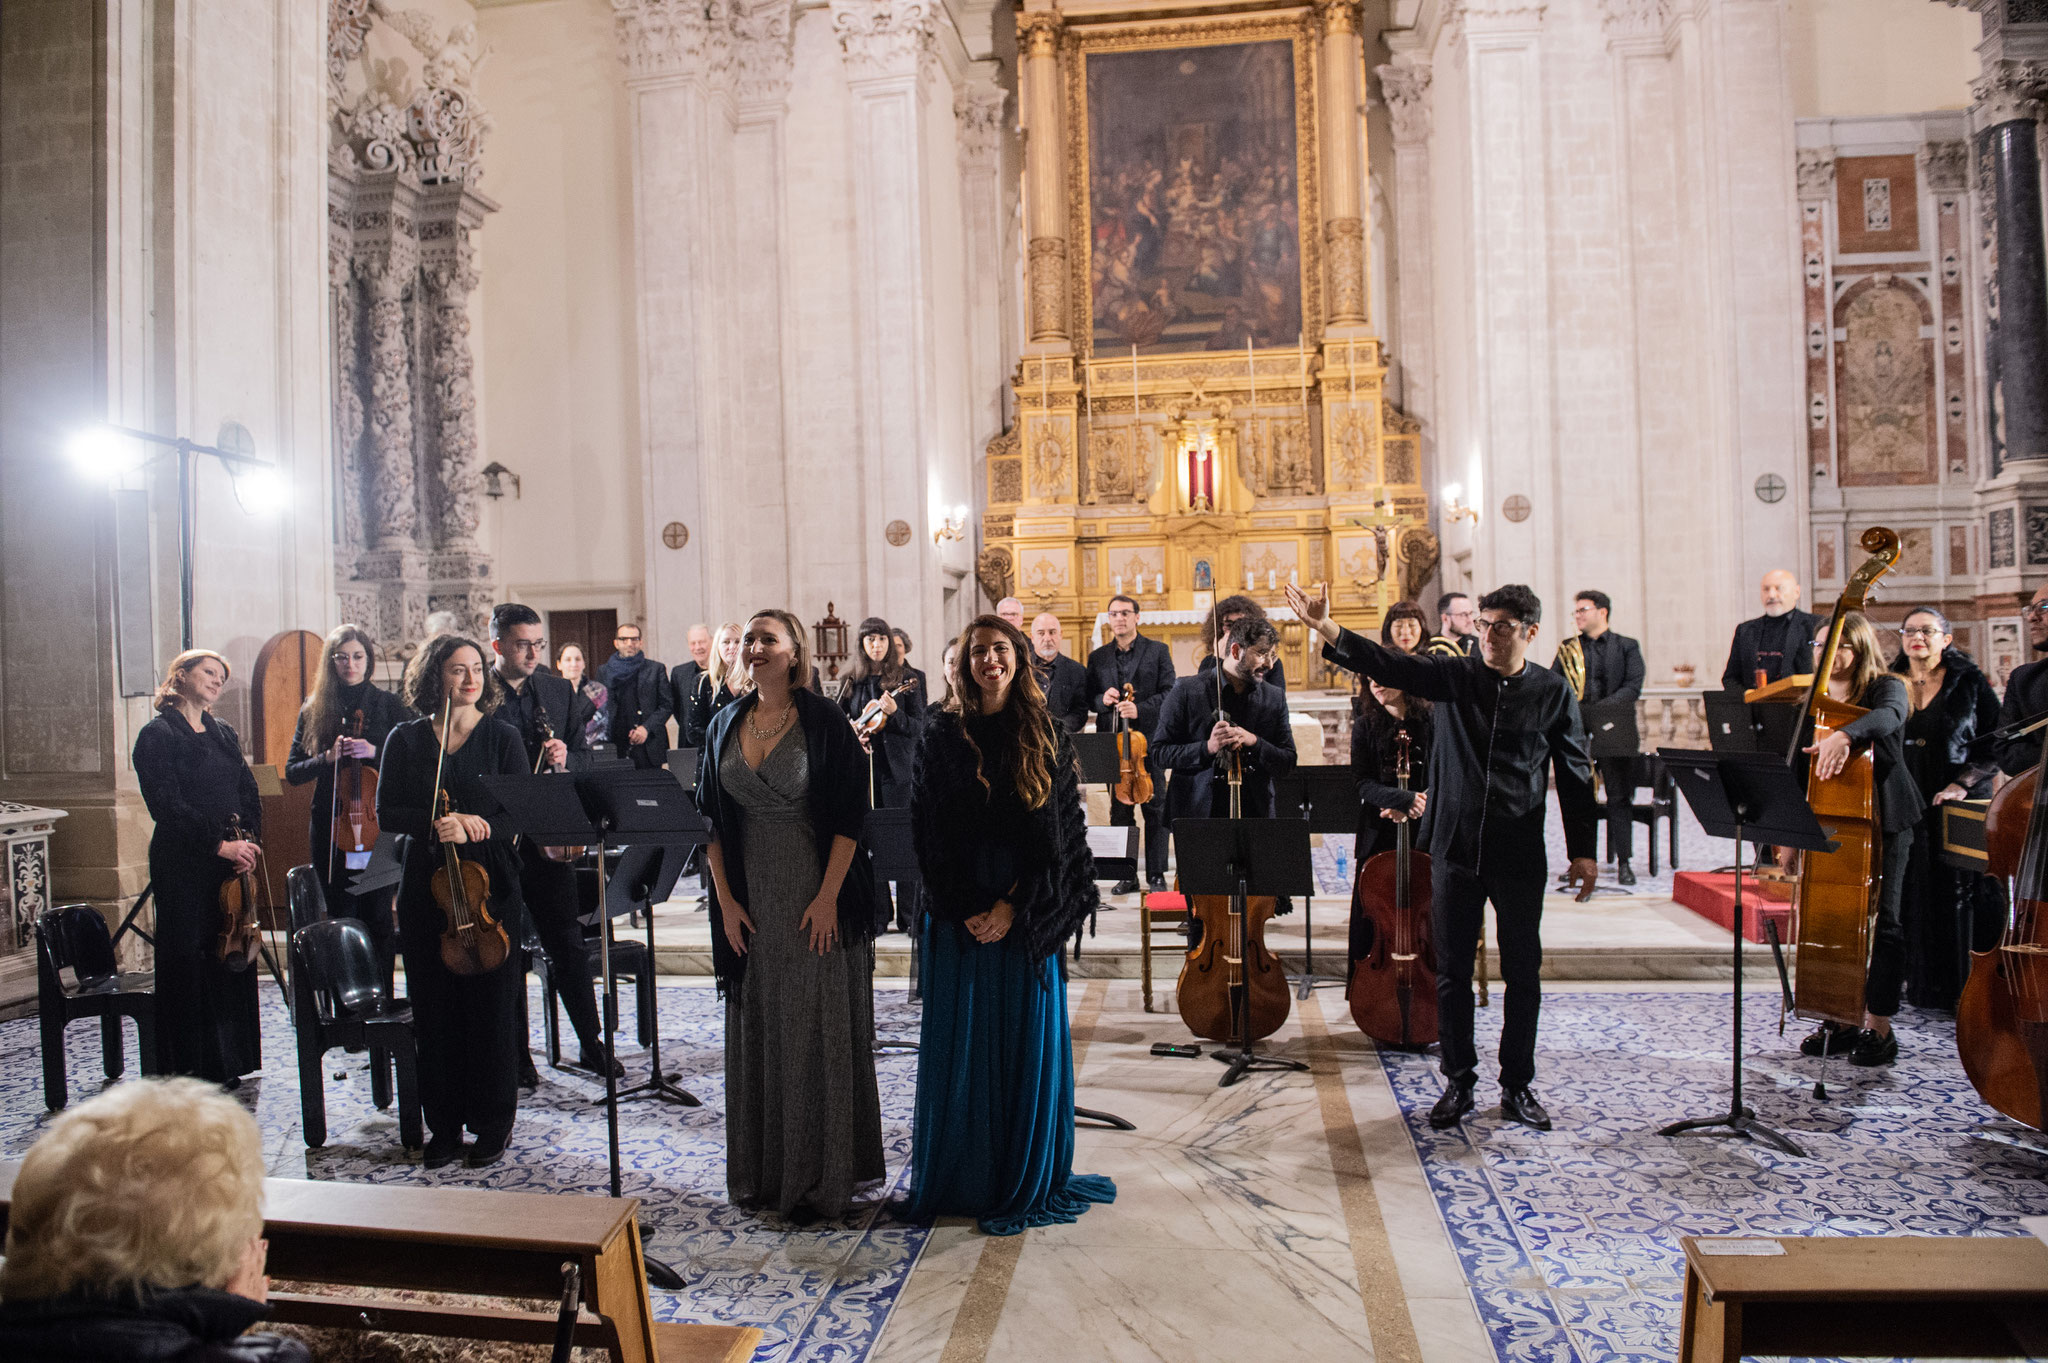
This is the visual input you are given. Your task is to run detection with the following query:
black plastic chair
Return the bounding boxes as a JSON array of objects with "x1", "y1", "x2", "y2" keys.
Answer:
[
  {"x1": 1605, "y1": 754, "x2": 1681, "y2": 876},
  {"x1": 531, "y1": 924, "x2": 654, "y2": 1069},
  {"x1": 291, "y1": 918, "x2": 421, "y2": 1151},
  {"x1": 285, "y1": 863, "x2": 328, "y2": 933},
  {"x1": 36, "y1": 905, "x2": 158, "y2": 1110}
]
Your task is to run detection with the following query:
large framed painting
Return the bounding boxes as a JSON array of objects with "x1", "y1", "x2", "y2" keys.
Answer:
[{"x1": 1070, "y1": 20, "x2": 1321, "y2": 356}]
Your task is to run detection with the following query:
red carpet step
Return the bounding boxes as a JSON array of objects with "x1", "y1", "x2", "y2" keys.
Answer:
[{"x1": 1671, "y1": 871, "x2": 1792, "y2": 945}]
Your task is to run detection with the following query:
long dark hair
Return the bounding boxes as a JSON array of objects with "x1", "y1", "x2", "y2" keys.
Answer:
[
  {"x1": 302, "y1": 624, "x2": 378, "y2": 750},
  {"x1": 944, "y1": 615, "x2": 1058, "y2": 810},
  {"x1": 844, "y1": 616, "x2": 904, "y2": 686},
  {"x1": 402, "y1": 633, "x2": 502, "y2": 718}
]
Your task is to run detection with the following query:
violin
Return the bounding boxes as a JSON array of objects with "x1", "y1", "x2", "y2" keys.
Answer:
[
  {"x1": 1176, "y1": 668, "x2": 1290, "y2": 1043},
  {"x1": 216, "y1": 813, "x2": 263, "y2": 972},
  {"x1": 329, "y1": 708, "x2": 380, "y2": 876},
  {"x1": 1348, "y1": 732, "x2": 1437, "y2": 1048},
  {"x1": 1112, "y1": 685, "x2": 1153, "y2": 806},
  {"x1": 428, "y1": 697, "x2": 510, "y2": 976},
  {"x1": 853, "y1": 677, "x2": 920, "y2": 742},
  {"x1": 1958, "y1": 748, "x2": 2048, "y2": 1129}
]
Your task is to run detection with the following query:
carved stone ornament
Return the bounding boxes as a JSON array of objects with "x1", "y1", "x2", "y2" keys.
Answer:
[
  {"x1": 831, "y1": 0, "x2": 938, "y2": 81},
  {"x1": 1316, "y1": 0, "x2": 1362, "y2": 36},
  {"x1": 885, "y1": 519, "x2": 913, "y2": 546},
  {"x1": 1084, "y1": 424, "x2": 1158, "y2": 505},
  {"x1": 1029, "y1": 417, "x2": 1074, "y2": 500},
  {"x1": 1598, "y1": 0, "x2": 1671, "y2": 44},
  {"x1": 1017, "y1": 11, "x2": 1061, "y2": 59},
  {"x1": 955, "y1": 81, "x2": 1009, "y2": 169},
  {"x1": 1796, "y1": 148, "x2": 1837, "y2": 201},
  {"x1": 612, "y1": 0, "x2": 735, "y2": 83},
  {"x1": 732, "y1": 0, "x2": 796, "y2": 106},
  {"x1": 328, "y1": 0, "x2": 373, "y2": 96},
  {"x1": 1382, "y1": 404, "x2": 1421, "y2": 436},
  {"x1": 1028, "y1": 237, "x2": 1069, "y2": 342},
  {"x1": 977, "y1": 546, "x2": 1015, "y2": 605},
  {"x1": 1443, "y1": 0, "x2": 1549, "y2": 44},
  {"x1": 1325, "y1": 218, "x2": 1367, "y2": 325},
  {"x1": 1398, "y1": 526, "x2": 1441, "y2": 602},
  {"x1": 1972, "y1": 60, "x2": 2048, "y2": 130},
  {"x1": 1920, "y1": 140, "x2": 1971, "y2": 192},
  {"x1": 1375, "y1": 62, "x2": 1432, "y2": 147}
]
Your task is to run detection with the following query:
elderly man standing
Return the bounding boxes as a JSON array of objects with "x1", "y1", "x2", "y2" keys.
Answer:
[
  {"x1": 669, "y1": 622, "x2": 713, "y2": 744},
  {"x1": 1721, "y1": 569, "x2": 1822, "y2": 691},
  {"x1": 1030, "y1": 612, "x2": 1090, "y2": 732},
  {"x1": 996, "y1": 596, "x2": 1026, "y2": 631}
]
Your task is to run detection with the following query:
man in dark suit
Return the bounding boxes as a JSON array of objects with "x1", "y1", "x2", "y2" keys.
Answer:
[
  {"x1": 1030, "y1": 612, "x2": 1090, "y2": 733},
  {"x1": 1153, "y1": 616, "x2": 1296, "y2": 823},
  {"x1": 1426, "y1": 590, "x2": 1479, "y2": 658},
  {"x1": 600, "y1": 622, "x2": 672, "y2": 769},
  {"x1": 1996, "y1": 582, "x2": 2048, "y2": 776},
  {"x1": 669, "y1": 623, "x2": 712, "y2": 748},
  {"x1": 1721, "y1": 569, "x2": 1822, "y2": 692},
  {"x1": 1551, "y1": 590, "x2": 1648, "y2": 884},
  {"x1": 1086, "y1": 593, "x2": 1176, "y2": 892},
  {"x1": 489, "y1": 603, "x2": 617, "y2": 1082}
]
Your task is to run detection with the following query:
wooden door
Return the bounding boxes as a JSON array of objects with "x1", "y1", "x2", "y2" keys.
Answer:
[
  {"x1": 250, "y1": 630, "x2": 324, "y2": 919},
  {"x1": 547, "y1": 609, "x2": 618, "y2": 676}
]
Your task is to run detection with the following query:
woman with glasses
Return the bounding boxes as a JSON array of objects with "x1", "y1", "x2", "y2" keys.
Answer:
[
  {"x1": 1789, "y1": 612, "x2": 1919, "y2": 1067},
  {"x1": 1889, "y1": 608, "x2": 2005, "y2": 1011},
  {"x1": 286, "y1": 625, "x2": 414, "y2": 989}
]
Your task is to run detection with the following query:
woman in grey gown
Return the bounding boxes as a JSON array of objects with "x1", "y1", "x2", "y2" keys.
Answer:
[{"x1": 698, "y1": 609, "x2": 884, "y2": 1220}]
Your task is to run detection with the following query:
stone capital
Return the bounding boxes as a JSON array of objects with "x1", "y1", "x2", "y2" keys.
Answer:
[
  {"x1": 1598, "y1": 0, "x2": 1671, "y2": 50},
  {"x1": 1920, "y1": 139, "x2": 1971, "y2": 191},
  {"x1": 1973, "y1": 59, "x2": 2048, "y2": 130},
  {"x1": 955, "y1": 79, "x2": 1009, "y2": 169},
  {"x1": 1315, "y1": 0, "x2": 1363, "y2": 39},
  {"x1": 612, "y1": 0, "x2": 735, "y2": 85},
  {"x1": 1443, "y1": 0, "x2": 1547, "y2": 46},
  {"x1": 1017, "y1": 10, "x2": 1062, "y2": 60},
  {"x1": 1375, "y1": 60, "x2": 1432, "y2": 146},
  {"x1": 1795, "y1": 148, "x2": 1836, "y2": 201},
  {"x1": 831, "y1": 0, "x2": 938, "y2": 83},
  {"x1": 732, "y1": 0, "x2": 795, "y2": 107}
]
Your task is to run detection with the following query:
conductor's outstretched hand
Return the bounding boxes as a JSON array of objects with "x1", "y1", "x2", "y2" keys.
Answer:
[{"x1": 1283, "y1": 581, "x2": 1335, "y2": 641}]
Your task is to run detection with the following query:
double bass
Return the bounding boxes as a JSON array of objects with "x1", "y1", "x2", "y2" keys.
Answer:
[
  {"x1": 1959, "y1": 738, "x2": 2048, "y2": 1129},
  {"x1": 329, "y1": 708, "x2": 379, "y2": 877},
  {"x1": 429, "y1": 696, "x2": 511, "y2": 976},
  {"x1": 1112, "y1": 685, "x2": 1153, "y2": 806},
  {"x1": 1783, "y1": 527, "x2": 1900, "y2": 1030},
  {"x1": 1176, "y1": 667, "x2": 1291, "y2": 1043},
  {"x1": 1348, "y1": 733, "x2": 1437, "y2": 1048},
  {"x1": 216, "y1": 813, "x2": 264, "y2": 971}
]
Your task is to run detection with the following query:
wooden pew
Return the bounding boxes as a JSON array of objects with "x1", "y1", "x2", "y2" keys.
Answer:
[
  {"x1": 0, "y1": 1164, "x2": 758, "y2": 1363},
  {"x1": 1678, "y1": 1234, "x2": 2048, "y2": 1362}
]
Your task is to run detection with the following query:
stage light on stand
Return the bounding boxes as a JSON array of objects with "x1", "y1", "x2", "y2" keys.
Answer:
[
  {"x1": 229, "y1": 462, "x2": 290, "y2": 515},
  {"x1": 67, "y1": 426, "x2": 147, "y2": 482}
]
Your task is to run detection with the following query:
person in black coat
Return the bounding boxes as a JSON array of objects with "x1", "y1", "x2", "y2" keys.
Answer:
[
  {"x1": 839, "y1": 617, "x2": 928, "y2": 807},
  {"x1": 599, "y1": 623, "x2": 671, "y2": 769},
  {"x1": 285, "y1": 624, "x2": 413, "y2": 994},
  {"x1": 1351, "y1": 678, "x2": 1433, "y2": 860},
  {"x1": 1085, "y1": 594, "x2": 1176, "y2": 890},
  {"x1": 1994, "y1": 582, "x2": 2048, "y2": 777},
  {"x1": 1721, "y1": 569, "x2": 1822, "y2": 691},
  {"x1": 668, "y1": 623, "x2": 713, "y2": 744},
  {"x1": 1890, "y1": 610, "x2": 2006, "y2": 1011},
  {"x1": 487, "y1": 603, "x2": 615, "y2": 1081},
  {"x1": 1028, "y1": 612, "x2": 1090, "y2": 733},
  {"x1": 132, "y1": 649, "x2": 264, "y2": 1087},
  {"x1": 378, "y1": 634, "x2": 531, "y2": 1169},
  {"x1": 0, "y1": 1078, "x2": 311, "y2": 1363},
  {"x1": 1153, "y1": 616, "x2": 1296, "y2": 824},
  {"x1": 1551, "y1": 590, "x2": 1648, "y2": 884},
  {"x1": 1195, "y1": 594, "x2": 1291, "y2": 693},
  {"x1": 1289, "y1": 580, "x2": 1599, "y2": 1133}
]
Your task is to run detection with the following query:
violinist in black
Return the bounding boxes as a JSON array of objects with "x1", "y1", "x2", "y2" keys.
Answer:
[
  {"x1": 378, "y1": 634, "x2": 529, "y2": 1169},
  {"x1": 839, "y1": 617, "x2": 928, "y2": 808},
  {"x1": 1152, "y1": 616, "x2": 1296, "y2": 822},
  {"x1": 285, "y1": 625, "x2": 414, "y2": 992},
  {"x1": 132, "y1": 649, "x2": 265, "y2": 1086},
  {"x1": 1289, "y1": 580, "x2": 1599, "y2": 1134},
  {"x1": 487, "y1": 603, "x2": 615, "y2": 1081},
  {"x1": 1085, "y1": 595, "x2": 1176, "y2": 891}
]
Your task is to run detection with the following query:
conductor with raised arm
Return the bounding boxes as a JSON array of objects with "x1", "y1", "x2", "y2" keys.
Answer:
[{"x1": 1286, "y1": 579, "x2": 1600, "y2": 1132}]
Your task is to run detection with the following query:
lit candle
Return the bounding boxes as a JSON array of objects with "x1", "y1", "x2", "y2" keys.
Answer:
[
  {"x1": 1154, "y1": 573, "x2": 1163, "y2": 595},
  {"x1": 1114, "y1": 574, "x2": 1123, "y2": 594}
]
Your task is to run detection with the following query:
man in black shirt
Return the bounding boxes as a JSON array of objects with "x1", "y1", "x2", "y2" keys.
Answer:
[
  {"x1": 1288, "y1": 579, "x2": 1599, "y2": 1132},
  {"x1": 1153, "y1": 616, "x2": 1296, "y2": 822},
  {"x1": 1086, "y1": 594, "x2": 1176, "y2": 892},
  {"x1": 1030, "y1": 612, "x2": 1090, "y2": 733},
  {"x1": 1995, "y1": 582, "x2": 2048, "y2": 776},
  {"x1": 601, "y1": 623, "x2": 672, "y2": 769},
  {"x1": 1552, "y1": 590, "x2": 1647, "y2": 885},
  {"x1": 489, "y1": 603, "x2": 617, "y2": 1082},
  {"x1": 1196, "y1": 594, "x2": 1289, "y2": 692},
  {"x1": 1721, "y1": 569, "x2": 1821, "y2": 691},
  {"x1": 1425, "y1": 590, "x2": 1478, "y2": 659}
]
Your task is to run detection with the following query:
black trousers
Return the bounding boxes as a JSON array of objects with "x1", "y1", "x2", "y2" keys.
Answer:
[
  {"x1": 1598, "y1": 756, "x2": 1635, "y2": 862},
  {"x1": 1434, "y1": 861, "x2": 1546, "y2": 1090},
  {"x1": 397, "y1": 893, "x2": 523, "y2": 1144},
  {"x1": 1109, "y1": 755, "x2": 1168, "y2": 879},
  {"x1": 1864, "y1": 825, "x2": 1914, "y2": 1019},
  {"x1": 518, "y1": 848, "x2": 603, "y2": 1055}
]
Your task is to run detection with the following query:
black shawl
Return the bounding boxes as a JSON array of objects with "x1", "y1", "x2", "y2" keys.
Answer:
[
  {"x1": 910, "y1": 708, "x2": 1099, "y2": 961},
  {"x1": 1888, "y1": 644, "x2": 2003, "y2": 796}
]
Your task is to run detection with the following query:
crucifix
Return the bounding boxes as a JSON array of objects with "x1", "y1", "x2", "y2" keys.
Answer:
[{"x1": 1346, "y1": 489, "x2": 1405, "y2": 621}]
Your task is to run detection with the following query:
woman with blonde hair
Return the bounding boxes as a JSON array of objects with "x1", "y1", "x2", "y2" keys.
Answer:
[
  {"x1": 132, "y1": 649, "x2": 265, "y2": 1087},
  {"x1": 685, "y1": 621, "x2": 748, "y2": 747},
  {"x1": 0, "y1": 1077, "x2": 308, "y2": 1360},
  {"x1": 1789, "y1": 610, "x2": 1918, "y2": 1068}
]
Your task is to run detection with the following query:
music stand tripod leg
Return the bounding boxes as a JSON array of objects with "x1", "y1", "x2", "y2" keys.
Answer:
[
  {"x1": 611, "y1": 877, "x2": 700, "y2": 1107},
  {"x1": 1211, "y1": 869, "x2": 1311, "y2": 1088}
]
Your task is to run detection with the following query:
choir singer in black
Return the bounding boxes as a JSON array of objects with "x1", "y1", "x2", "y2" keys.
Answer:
[
  {"x1": 1551, "y1": 591, "x2": 1646, "y2": 885},
  {"x1": 1287, "y1": 580, "x2": 1599, "y2": 1132}
]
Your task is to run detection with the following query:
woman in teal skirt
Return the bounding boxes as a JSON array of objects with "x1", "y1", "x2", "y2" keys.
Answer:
[{"x1": 906, "y1": 615, "x2": 1115, "y2": 1235}]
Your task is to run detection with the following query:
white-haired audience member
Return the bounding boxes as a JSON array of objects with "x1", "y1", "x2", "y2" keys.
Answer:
[{"x1": 0, "y1": 1078, "x2": 309, "y2": 1362}]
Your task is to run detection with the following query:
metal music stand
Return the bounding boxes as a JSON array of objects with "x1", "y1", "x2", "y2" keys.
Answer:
[
  {"x1": 600, "y1": 842, "x2": 697, "y2": 1106},
  {"x1": 1654, "y1": 749, "x2": 1832, "y2": 1159},
  {"x1": 862, "y1": 807, "x2": 922, "y2": 1049},
  {"x1": 1173, "y1": 817, "x2": 1315, "y2": 1087},
  {"x1": 1582, "y1": 696, "x2": 1640, "y2": 760},
  {"x1": 1273, "y1": 768, "x2": 1357, "y2": 999}
]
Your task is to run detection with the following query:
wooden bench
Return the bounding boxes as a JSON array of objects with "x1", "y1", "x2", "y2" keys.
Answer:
[
  {"x1": 0, "y1": 1163, "x2": 759, "y2": 1363},
  {"x1": 1679, "y1": 1234, "x2": 2048, "y2": 1361}
]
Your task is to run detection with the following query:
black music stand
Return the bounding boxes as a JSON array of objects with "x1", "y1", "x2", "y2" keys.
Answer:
[
  {"x1": 863, "y1": 807, "x2": 922, "y2": 1049},
  {"x1": 1273, "y1": 768, "x2": 1357, "y2": 999},
  {"x1": 1071, "y1": 732, "x2": 1140, "y2": 942},
  {"x1": 1654, "y1": 749, "x2": 1832, "y2": 1159},
  {"x1": 1173, "y1": 817, "x2": 1315, "y2": 1087},
  {"x1": 601, "y1": 843, "x2": 697, "y2": 1106}
]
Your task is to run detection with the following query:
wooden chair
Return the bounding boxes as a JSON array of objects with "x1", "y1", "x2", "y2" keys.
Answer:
[
  {"x1": 1139, "y1": 891, "x2": 1190, "y2": 1013},
  {"x1": 291, "y1": 918, "x2": 422, "y2": 1151},
  {"x1": 35, "y1": 905, "x2": 158, "y2": 1111}
]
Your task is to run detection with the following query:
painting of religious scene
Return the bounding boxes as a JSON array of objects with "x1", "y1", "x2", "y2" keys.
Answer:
[{"x1": 1085, "y1": 40, "x2": 1303, "y2": 354}]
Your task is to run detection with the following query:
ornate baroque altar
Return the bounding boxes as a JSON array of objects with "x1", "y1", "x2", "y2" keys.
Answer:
[{"x1": 979, "y1": 0, "x2": 1433, "y2": 683}]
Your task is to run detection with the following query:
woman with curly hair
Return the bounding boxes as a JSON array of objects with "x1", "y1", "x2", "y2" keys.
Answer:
[
  {"x1": 376, "y1": 633, "x2": 530, "y2": 1168},
  {"x1": 905, "y1": 616, "x2": 1115, "y2": 1235}
]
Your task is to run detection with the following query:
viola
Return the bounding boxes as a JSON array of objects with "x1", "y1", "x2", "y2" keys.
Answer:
[
  {"x1": 853, "y1": 677, "x2": 919, "y2": 742},
  {"x1": 1176, "y1": 670, "x2": 1290, "y2": 1044},
  {"x1": 216, "y1": 813, "x2": 263, "y2": 972},
  {"x1": 1112, "y1": 685, "x2": 1153, "y2": 806},
  {"x1": 427, "y1": 697, "x2": 510, "y2": 976},
  {"x1": 329, "y1": 708, "x2": 380, "y2": 874},
  {"x1": 1958, "y1": 753, "x2": 2048, "y2": 1129},
  {"x1": 1349, "y1": 732, "x2": 1437, "y2": 1048}
]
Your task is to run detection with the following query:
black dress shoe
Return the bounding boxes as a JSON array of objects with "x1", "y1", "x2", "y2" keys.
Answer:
[
  {"x1": 423, "y1": 1135, "x2": 464, "y2": 1170},
  {"x1": 1428, "y1": 1081, "x2": 1476, "y2": 1129},
  {"x1": 1849, "y1": 1027, "x2": 1898, "y2": 1068},
  {"x1": 1147, "y1": 874, "x2": 1168, "y2": 893},
  {"x1": 518, "y1": 1053, "x2": 540, "y2": 1091},
  {"x1": 1112, "y1": 878, "x2": 1140, "y2": 896},
  {"x1": 467, "y1": 1128, "x2": 511, "y2": 1168},
  {"x1": 1500, "y1": 1087, "x2": 1553, "y2": 1131},
  {"x1": 1617, "y1": 860, "x2": 1637, "y2": 887},
  {"x1": 1799, "y1": 1022, "x2": 1859, "y2": 1057},
  {"x1": 572, "y1": 1047, "x2": 626, "y2": 1080}
]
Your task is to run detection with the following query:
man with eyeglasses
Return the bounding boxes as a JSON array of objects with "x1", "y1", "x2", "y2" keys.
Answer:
[
  {"x1": 1994, "y1": 583, "x2": 2048, "y2": 776},
  {"x1": 1721, "y1": 569, "x2": 1822, "y2": 692},
  {"x1": 1287, "y1": 579, "x2": 1599, "y2": 1133},
  {"x1": 600, "y1": 623, "x2": 673, "y2": 770},
  {"x1": 1425, "y1": 591, "x2": 1479, "y2": 659},
  {"x1": 487, "y1": 603, "x2": 618, "y2": 1083},
  {"x1": 1086, "y1": 593, "x2": 1177, "y2": 893},
  {"x1": 1552, "y1": 591, "x2": 1646, "y2": 885}
]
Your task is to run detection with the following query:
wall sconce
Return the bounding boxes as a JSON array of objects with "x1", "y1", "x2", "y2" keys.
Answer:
[
  {"x1": 481, "y1": 461, "x2": 521, "y2": 500},
  {"x1": 933, "y1": 504, "x2": 969, "y2": 544},
  {"x1": 1442, "y1": 482, "x2": 1479, "y2": 526}
]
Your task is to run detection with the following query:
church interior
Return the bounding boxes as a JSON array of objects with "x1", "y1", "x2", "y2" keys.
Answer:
[{"x1": 6, "y1": 0, "x2": 2048, "y2": 1360}]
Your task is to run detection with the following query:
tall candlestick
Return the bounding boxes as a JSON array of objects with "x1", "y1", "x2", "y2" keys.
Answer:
[
  {"x1": 1154, "y1": 573, "x2": 1163, "y2": 595},
  {"x1": 1246, "y1": 568, "x2": 1255, "y2": 591}
]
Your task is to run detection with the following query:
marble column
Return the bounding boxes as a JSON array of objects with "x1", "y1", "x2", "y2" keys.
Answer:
[
  {"x1": 957, "y1": 73, "x2": 1012, "y2": 561},
  {"x1": 1318, "y1": 0, "x2": 1368, "y2": 329},
  {"x1": 425, "y1": 249, "x2": 481, "y2": 552},
  {"x1": 1018, "y1": 9, "x2": 1068, "y2": 344},
  {"x1": 1375, "y1": 55, "x2": 1433, "y2": 446},
  {"x1": 1975, "y1": 61, "x2": 2048, "y2": 465},
  {"x1": 361, "y1": 255, "x2": 419, "y2": 552}
]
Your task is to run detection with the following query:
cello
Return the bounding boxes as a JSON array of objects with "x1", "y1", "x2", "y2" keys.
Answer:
[
  {"x1": 1348, "y1": 733, "x2": 1437, "y2": 1048},
  {"x1": 329, "y1": 708, "x2": 379, "y2": 878},
  {"x1": 428, "y1": 696, "x2": 511, "y2": 976},
  {"x1": 216, "y1": 813, "x2": 264, "y2": 971},
  {"x1": 1784, "y1": 527, "x2": 1900, "y2": 1031},
  {"x1": 1176, "y1": 666, "x2": 1291, "y2": 1043},
  {"x1": 1958, "y1": 748, "x2": 2048, "y2": 1129},
  {"x1": 1112, "y1": 684, "x2": 1153, "y2": 806}
]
